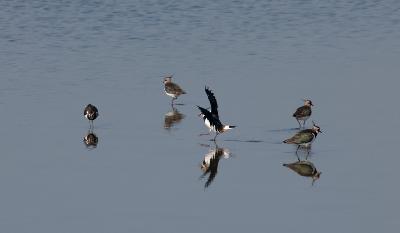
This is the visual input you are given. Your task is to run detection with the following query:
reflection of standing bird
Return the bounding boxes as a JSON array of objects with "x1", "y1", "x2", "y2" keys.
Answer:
[
  {"x1": 293, "y1": 99, "x2": 313, "y2": 128},
  {"x1": 283, "y1": 160, "x2": 321, "y2": 185},
  {"x1": 197, "y1": 87, "x2": 236, "y2": 141},
  {"x1": 283, "y1": 122, "x2": 322, "y2": 154},
  {"x1": 84, "y1": 104, "x2": 99, "y2": 128},
  {"x1": 164, "y1": 107, "x2": 185, "y2": 130},
  {"x1": 83, "y1": 131, "x2": 99, "y2": 149},
  {"x1": 163, "y1": 76, "x2": 186, "y2": 105},
  {"x1": 200, "y1": 146, "x2": 231, "y2": 188}
]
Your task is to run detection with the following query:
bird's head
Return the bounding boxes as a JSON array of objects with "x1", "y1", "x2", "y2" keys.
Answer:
[
  {"x1": 163, "y1": 76, "x2": 172, "y2": 84},
  {"x1": 312, "y1": 121, "x2": 322, "y2": 134},
  {"x1": 312, "y1": 171, "x2": 322, "y2": 186},
  {"x1": 303, "y1": 99, "x2": 313, "y2": 106}
]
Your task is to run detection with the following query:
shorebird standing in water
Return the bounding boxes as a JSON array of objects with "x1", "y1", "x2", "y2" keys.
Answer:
[
  {"x1": 283, "y1": 121, "x2": 322, "y2": 154},
  {"x1": 292, "y1": 99, "x2": 313, "y2": 128},
  {"x1": 84, "y1": 104, "x2": 99, "y2": 128},
  {"x1": 197, "y1": 86, "x2": 236, "y2": 141},
  {"x1": 163, "y1": 76, "x2": 186, "y2": 105}
]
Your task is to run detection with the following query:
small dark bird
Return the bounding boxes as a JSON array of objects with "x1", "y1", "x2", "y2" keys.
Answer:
[
  {"x1": 293, "y1": 99, "x2": 313, "y2": 128},
  {"x1": 283, "y1": 121, "x2": 322, "y2": 154},
  {"x1": 197, "y1": 86, "x2": 236, "y2": 141},
  {"x1": 200, "y1": 145, "x2": 231, "y2": 188},
  {"x1": 84, "y1": 104, "x2": 99, "y2": 128},
  {"x1": 163, "y1": 76, "x2": 186, "y2": 105},
  {"x1": 83, "y1": 131, "x2": 99, "y2": 149},
  {"x1": 283, "y1": 160, "x2": 321, "y2": 185}
]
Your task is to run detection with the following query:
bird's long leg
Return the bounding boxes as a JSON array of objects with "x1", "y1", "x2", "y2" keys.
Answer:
[
  {"x1": 296, "y1": 119, "x2": 301, "y2": 129},
  {"x1": 303, "y1": 119, "x2": 307, "y2": 128},
  {"x1": 296, "y1": 152, "x2": 301, "y2": 161},
  {"x1": 213, "y1": 132, "x2": 219, "y2": 141},
  {"x1": 306, "y1": 147, "x2": 311, "y2": 158},
  {"x1": 295, "y1": 145, "x2": 300, "y2": 155}
]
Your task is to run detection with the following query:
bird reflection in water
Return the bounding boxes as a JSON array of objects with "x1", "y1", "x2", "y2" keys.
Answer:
[
  {"x1": 83, "y1": 130, "x2": 99, "y2": 149},
  {"x1": 283, "y1": 155, "x2": 321, "y2": 185},
  {"x1": 164, "y1": 106, "x2": 185, "y2": 130},
  {"x1": 200, "y1": 142, "x2": 231, "y2": 189}
]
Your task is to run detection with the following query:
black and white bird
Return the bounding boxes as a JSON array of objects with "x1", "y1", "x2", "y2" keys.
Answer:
[
  {"x1": 84, "y1": 104, "x2": 99, "y2": 128},
  {"x1": 197, "y1": 87, "x2": 236, "y2": 141},
  {"x1": 200, "y1": 144, "x2": 231, "y2": 188},
  {"x1": 292, "y1": 99, "x2": 313, "y2": 128},
  {"x1": 283, "y1": 121, "x2": 322, "y2": 154},
  {"x1": 163, "y1": 76, "x2": 186, "y2": 105}
]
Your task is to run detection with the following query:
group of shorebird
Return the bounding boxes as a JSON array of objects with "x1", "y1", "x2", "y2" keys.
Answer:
[
  {"x1": 161, "y1": 76, "x2": 322, "y2": 185},
  {"x1": 82, "y1": 75, "x2": 323, "y2": 186},
  {"x1": 162, "y1": 76, "x2": 322, "y2": 150}
]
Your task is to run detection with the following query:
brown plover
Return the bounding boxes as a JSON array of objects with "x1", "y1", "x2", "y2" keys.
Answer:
[
  {"x1": 293, "y1": 99, "x2": 313, "y2": 128},
  {"x1": 163, "y1": 76, "x2": 186, "y2": 105},
  {"x1": 84, "y1": 104, "x2": 99, "y2": 128},
  {"x1": 197, "y1": 86, "x2": 236, "y2": 141}
]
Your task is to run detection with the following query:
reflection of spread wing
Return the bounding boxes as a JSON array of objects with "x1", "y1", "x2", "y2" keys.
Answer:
[
  {"x1": 203, "y1": 156, "x2": 222, "y2": 188},
  {"x1": 200, "y1": 148, "x2": 225, "y2": 188},
  {"x1": 293, "y1": 105, "x2": 311, "y2": 118},
  {"x1": 197, "y1": 106, "x2": 223, "y2": 130},
  {"x1": 205, "y1": 87, "x2": 219, "y2": 119}
]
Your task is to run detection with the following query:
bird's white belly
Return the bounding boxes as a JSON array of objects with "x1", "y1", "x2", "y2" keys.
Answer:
[
  {"x1": 204, "y1": 118, "x2": 216, "y2": 132},
  {"x1": 165, "y1": 91, "x2": 177, "y2": 98}
]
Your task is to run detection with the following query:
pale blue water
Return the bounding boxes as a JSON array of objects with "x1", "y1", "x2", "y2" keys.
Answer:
[{"x1": 1, "y1": 1, "x2": 400, "y2": 232}]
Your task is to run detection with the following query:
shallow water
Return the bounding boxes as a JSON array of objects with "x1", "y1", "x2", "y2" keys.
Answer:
[{"x1": 1, "y1": 0, "x2": 400, "y2": 232}]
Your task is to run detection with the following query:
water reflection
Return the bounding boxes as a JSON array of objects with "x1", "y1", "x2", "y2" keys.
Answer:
[
  {"x1": 199, "y1": 142, "x2": 231, "y2": 189},
  {"x1": 83, "y1": 130, "x2": 99, "y2": 149},
  {"x1": 164, "y1": 106, "x2": 185, "y2": 130},
  {"x1": 283, "y1": 155, "x2": 321, "y2": 185}
]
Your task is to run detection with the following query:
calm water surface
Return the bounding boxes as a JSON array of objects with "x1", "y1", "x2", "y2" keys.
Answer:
[{"x1": 1, "y1": 1, "x2": 400, "y2": 232}]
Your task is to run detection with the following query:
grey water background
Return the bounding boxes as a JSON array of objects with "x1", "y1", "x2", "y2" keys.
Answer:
[{"x1": 1, "y1": 0, "x2": 400, "y2": 232}]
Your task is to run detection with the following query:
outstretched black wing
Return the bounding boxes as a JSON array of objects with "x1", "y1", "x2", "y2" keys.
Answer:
[
  {"x1": 197, "y1": 106, "x2": 223, "y2": 131},
  {"x1": 202, "y1": 149, "x2": 224, "y2": 188},
  {"x1": 205, "y1": 87, "x2": 219, "y2": 119}
]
